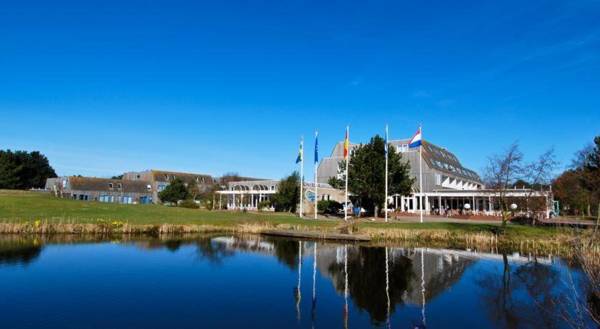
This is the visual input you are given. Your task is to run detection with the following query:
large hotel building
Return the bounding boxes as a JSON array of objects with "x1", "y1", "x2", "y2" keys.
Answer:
[
  {"x1": 45, "y1": 137, "x2": 554, "y2": 217},
  {"x1": 317, "y1": 137, "x2": 552, "y2": 216}
]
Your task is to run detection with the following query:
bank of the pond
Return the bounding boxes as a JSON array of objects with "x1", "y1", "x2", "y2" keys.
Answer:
[
  {"x1": 0, "y1": 190, "x2": 592, "y2": 253},
  {"x1": 0, "y1": 219, "x2": 587, "y2": 254}
]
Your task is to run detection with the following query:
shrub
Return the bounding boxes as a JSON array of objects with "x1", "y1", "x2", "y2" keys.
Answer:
[
  {"x1": 318, "y1": 200, "x2": 342, "y2": 215},
  {"x1": 258, "y1": 200, "x2": 272, "y2": 211},
  {"x1": 158, "y1": 178, "x2": 190, "y2": 203},
  {"x1": 179, "y1": 199, "x2": 199, "y2": 209}
]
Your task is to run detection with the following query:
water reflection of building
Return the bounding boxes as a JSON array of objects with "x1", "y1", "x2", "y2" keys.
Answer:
[
  {"x1": 397, "y1": 248, "x2": 473, "y2": 305},
  {"x1": 129, "y1": 236, "x2": 558, "y2": 326}
]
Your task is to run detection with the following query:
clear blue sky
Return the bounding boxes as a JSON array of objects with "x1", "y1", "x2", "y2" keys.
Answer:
[{"x1": 1, "y1": 0, "x2": 599, "y2": 179}]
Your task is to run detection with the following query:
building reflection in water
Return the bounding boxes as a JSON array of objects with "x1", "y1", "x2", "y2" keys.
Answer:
[{"x1": 2, "y1": 235, "x2": 588, "y2": 328}]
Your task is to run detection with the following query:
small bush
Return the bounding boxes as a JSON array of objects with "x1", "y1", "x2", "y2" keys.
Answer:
[
  {"x1": 318, "y1": 200, "x2": 342, "y2": 215},
  {"x1": 258, "y1": 200, "x2": 272, "y2": 211},
  {"x1": 179, "y1": 199, "x2": 199, "y2": 209}
]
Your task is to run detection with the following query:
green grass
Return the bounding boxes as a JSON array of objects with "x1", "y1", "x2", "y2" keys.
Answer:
[
  {"x1": 0, "y1": 190, "x2": 336, "y2": 228},
  {"x1": 0, "y1": 190, "x2": 571, "y2": 240}
]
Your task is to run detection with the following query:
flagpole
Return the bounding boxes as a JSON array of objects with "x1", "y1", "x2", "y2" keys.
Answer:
[
  {"x1": 299, "y1": 137, "x2": 304, "y2": 218},
  {"x1": 314, "y1": 130, "x2": 319, "y2": 220},
  {"x1": 385, "y1": 124, "x2": 389, "y2": 223},
  {"x1": 419, "y1": 125, "x2": 424, "y2": 223},
  {"x1": 344, "y1": 126, "x2": 349, "y2": 222}
]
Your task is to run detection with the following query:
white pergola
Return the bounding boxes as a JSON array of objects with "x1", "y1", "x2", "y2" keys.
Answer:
[{"x1": 216, "y1": 180, "x2": 279, "y2": 210}]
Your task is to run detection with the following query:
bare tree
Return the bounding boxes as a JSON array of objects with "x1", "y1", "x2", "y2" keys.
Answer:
[
  {"x1": 484, "y1": 143, "x2": 524, "y2": 226},
  {"x1": 524, "y1": 148, "x2": 559, "y2": 223}
]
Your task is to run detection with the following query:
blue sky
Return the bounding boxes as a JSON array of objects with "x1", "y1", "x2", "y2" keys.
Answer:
[{"x1": 1, "y1": 0, "x2": 599, "y2": 179}]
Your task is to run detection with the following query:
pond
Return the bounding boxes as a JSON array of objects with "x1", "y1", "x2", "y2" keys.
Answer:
[{"x1": 0, "y1": 235, "x2": 595, "y2": 329}]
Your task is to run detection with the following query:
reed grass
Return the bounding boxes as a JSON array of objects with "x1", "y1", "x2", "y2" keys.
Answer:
[{"x1": 0, "y1": 190, "x2": 593, "y2": 255}]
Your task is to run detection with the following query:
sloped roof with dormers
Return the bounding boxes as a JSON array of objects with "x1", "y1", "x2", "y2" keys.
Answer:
[
  {"x1": 68, "y1": 176, "x2": 152, "y2": 193},
  {"x1": 319, "y1": 138, "x2": 482, "y2": 184}
]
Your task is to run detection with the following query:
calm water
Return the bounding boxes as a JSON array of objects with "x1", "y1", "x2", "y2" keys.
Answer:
[{"x1": 0, "y1": 235, "x2": 595, "y2": 329}]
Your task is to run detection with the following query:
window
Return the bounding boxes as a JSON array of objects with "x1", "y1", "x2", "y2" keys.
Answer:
[
  {"x1": 435, "y1": 174, "x2": 442, "y2": 185},
  {"x1": 108, "y1": 183, "x2": 113, "y2": 189},
  {"x1": 396, "y1": 144, "x2": 408, "y2": 153},
  {"x1": 117, "y1": 183, "x2": 122, "y2": 189}
]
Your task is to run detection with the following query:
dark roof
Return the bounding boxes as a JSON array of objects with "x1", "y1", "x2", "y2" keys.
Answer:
[
  {"x1": 150, "y1": 170, "x2": 214, "y2": 184},
  {"x1": 421, "y1": 141, "x2": 482, "y2": 183},
  {"x1": 69, "y1": 177, "x2": 152, "y2": 193}
]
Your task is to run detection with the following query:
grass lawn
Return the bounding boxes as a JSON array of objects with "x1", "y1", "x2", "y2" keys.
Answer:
[
  {"x1": 0, "y1": 190, "x2": 337, "y2": 228},
  {"x1": 0, "y1": 190, "x2": 572, "y2": 240}
]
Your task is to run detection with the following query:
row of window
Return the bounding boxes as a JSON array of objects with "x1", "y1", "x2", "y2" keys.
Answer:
[
  {"x1": 434, "y1": 174, "x2": 481, "y2": 189},
  {"x1": 70, "y1": 194, "x2": 154, "y2": 204},
  {"x1": 396, "y1": 144, "x2": 409, "y2": 153},
  {"x1": 426, "y1": 144, "x2": 458, "y2": 163},
  {"x1": 430, "y1": 159, "x2": 479, "y2": 180},
  {"x1": 230, "y1": 185, "x2": 276, "y2": 191},
  {"x1": 99, "y1": 195, "x2": 134, "y2": 204},
  {"x1": 162, "y1": 175, "x2": 213, "y2": 184},
  {"x1": 107, "y1": 183, "x2": 153, "y2": 191}
]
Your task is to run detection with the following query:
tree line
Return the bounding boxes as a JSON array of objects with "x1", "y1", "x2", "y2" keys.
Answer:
[
  {"x1": 0, "y1": 150, "x2": 57, "y2": 189},
  {"x1": 553, "y1": 136, "x2": 600, "y2": 217}
]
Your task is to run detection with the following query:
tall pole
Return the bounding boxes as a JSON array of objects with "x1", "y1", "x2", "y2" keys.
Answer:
[
  {"x1": 299, "y1": 137, "x2": 304, "y2": 218},
  {"x1": 385, "y1": 124, "x2": 389, "y2": 222},
  {"x1": 314, "y1": 130, "x2": 319, "y2": 220},
  {"x1": 344, "y1": 126, "x2": 349, "y2": 222},
  {"x1": 419, "y1": 125, "x2": 424, "y2": 223}
]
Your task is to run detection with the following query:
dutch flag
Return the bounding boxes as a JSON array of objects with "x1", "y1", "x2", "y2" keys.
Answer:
[{"x1": 409, "y1": 127, "x2": 422, "y2": 148}]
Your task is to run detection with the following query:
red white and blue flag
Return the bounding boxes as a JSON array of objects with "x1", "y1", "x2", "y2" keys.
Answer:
[{"x1": 409, "y1": 127, "x2": 422, "y2": 148}]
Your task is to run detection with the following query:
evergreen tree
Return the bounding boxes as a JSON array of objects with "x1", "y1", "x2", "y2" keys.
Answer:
[
  {"x1": 0, "y1": 150, "x2": 57, "y2": 189},
  {"x1": 339, "y1": 135, "x2": 413, "y2": 215},
  {"x1": 158, "y1": 178, "x2": 191, "y2": 203},
  {"x1": 271, "y1": 171, "x2": 300, "y2": 212}
]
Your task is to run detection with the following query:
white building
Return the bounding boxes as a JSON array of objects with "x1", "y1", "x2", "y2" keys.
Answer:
[
  {"x1": 215, "y1": 179, "x2": 344, "y2": 213},
  {"x1": 318, "y1": 138, "x2": 553, "y2": 218}
]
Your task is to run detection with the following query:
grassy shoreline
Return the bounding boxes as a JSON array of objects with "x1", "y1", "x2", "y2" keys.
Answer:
[{"x1": 0, "y1": 190, "x2": 592, "y2": 254}]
